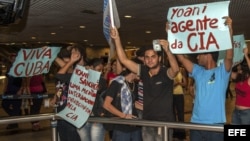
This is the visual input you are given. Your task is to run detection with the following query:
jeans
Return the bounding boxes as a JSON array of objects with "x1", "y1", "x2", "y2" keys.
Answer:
[
  {"x1": 112, "y1": 129, "x2": 142, "y2": 141},
  {"x1": 142, "y1": 126, "x2": 173, "y2": 141},
  {"x1": 77, "y1": 122, "x2": 105, "y2": 141},
  {"x1": 231, "y1": 108, "x2": 250, "y2": 125},
  {"x1": 57, "y1": 120, "x2": 81, "y2": 141},
  {"x1": 190, "y1": 130, "x2": 223, "y2": 141}
]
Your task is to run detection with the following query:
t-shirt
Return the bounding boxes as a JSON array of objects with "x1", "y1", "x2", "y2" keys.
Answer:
[
  {"x1": 92, "y1": 77, "x2": 107, "y2": 116},
  {"x1": 190, "y1": 63, "x2": 230, "y2": 124},
  {"x1": 105, "y1": 76, "x2": 140, "y2": 132},
  {"x1": 29, "y1": 75, "x2": 44, "y2": 93},
  {"x1": 235, "y1": 78, "x2": 250, "y2": 107},
  {"x1": 5, "y1": 74, "x2": 22, "y2": 95},
  {"x1": 140, "y1": 65, "x2": 174, "y2": 122},
  {"x1": 55, "y1": 73, "x2": 72, "y2": 112}
]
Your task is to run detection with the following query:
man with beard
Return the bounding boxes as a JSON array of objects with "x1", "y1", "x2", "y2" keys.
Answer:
[{"x1": 110, "y1": 27, "x2": 179, "y2": 141}]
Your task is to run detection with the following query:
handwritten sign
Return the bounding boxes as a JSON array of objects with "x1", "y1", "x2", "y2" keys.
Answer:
[
  {"x1": 57, "y1": 65, "x2": 101, "y2": 128},
  {"x1": 217, "y1": 34, "x2": 247, "y2": 66},
  {"x1": 8, "y1": 46, "x2": 61, "y2": 77},
  {"x1": 167, "y1": 1, "x2": 231, "y2": 54}
]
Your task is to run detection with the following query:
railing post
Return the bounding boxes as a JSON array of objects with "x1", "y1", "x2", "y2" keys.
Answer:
[
  {"x1": 51, "y1": 119, "x2": 58, "y2": 141},
  {"x1": 162, "y1": 126, "x2": 168, "y2": 141}
]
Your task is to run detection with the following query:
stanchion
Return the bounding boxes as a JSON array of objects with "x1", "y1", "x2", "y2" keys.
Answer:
[{"x1": 51, "y1": 119, "x2": 58, "y2": 141}]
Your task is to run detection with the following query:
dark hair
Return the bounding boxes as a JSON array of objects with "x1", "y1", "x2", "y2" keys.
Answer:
[
  {"x1": 132, "y1": 57, "x2": 143, "y2": 64},
  {"x1": 88, "y1": 58, "x2": 104, "y2": 68},
  {"x1": 135, "y1": 48, "x2": 145, "y2": 57},
  {"x1": 71, "y1": 44, "x2": 88, "y2": 67},
  {"x1": 210, "y1": 51, "x2": 219, "y2": 62},
  {"x1": 58, "y1": 47, "x2": 71, "y2": 59},
  {"x1": 234, "y1": 59, "x2": 250, "y2": 82},
  {"x1": 119, "y1": 68, "x2": 133, "y2": 76}
]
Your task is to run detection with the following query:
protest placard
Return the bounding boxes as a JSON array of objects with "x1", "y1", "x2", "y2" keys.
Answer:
[
  {"x1": 167, "y1": 1, "x2": 231, "y2": 54},
  {"x1": 56, "y1": 65, "x2": 101, "y2": 128},
  {"x1": 8, "y1": 46, "x2": 61, "y2": 77},
  {"x1": 217, "y1": 34, "x2": 247, "y2": 66}
]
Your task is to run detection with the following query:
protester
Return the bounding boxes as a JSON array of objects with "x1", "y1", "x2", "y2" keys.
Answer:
[
  {"x1": 231, "y1": 47, "x2": 250, "y2": 125},
  {"x1": 175, "y1": 17, "x2": 233, "y2": 141},
  {"x1": 104, "y1": 58, "x2": 123, "y2": 86},
  {"x1": 1, "y1": 53, "x2": 22, "y2": 129},
  {"x1": 172, "y1": 66, "x2": 187, "y2": 141},
  {"x1": 77, "y1": 58, "x2": 107, "y2": 141},
  {"x1": 27, "y1": 74, "x2": 47, "y2": 131},
  {"x1": 103, "y1": 68, "x2": 142, "y2": 141},
  {"x1": 133, "y1": 48, "x2": 145, "y2": 119},
  {"x1": 110, "y1": 26, "x2": 179, "y2": 141},
  {"x1": 52, "y1": 47, "x2": 83, "y2": 141}
]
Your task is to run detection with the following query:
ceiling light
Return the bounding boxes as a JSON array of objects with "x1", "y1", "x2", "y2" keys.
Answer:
[
  {"x1": 51, "y1": 32, "x2": 56, "y2": 35},
  {"x1": 84, "y1": 40, "x2": 88, "y2": 42},
  {"x1": 124, "y1": 15, "x2": 132, "y2": 18},
  {"x1": 145, "y1": 31, "x2": 151, "y2": 34},
  {"x1": 79, "y1": 26, "x2": 85, "y2": 29},
  {"x1": 31, "y1": 37, "x2": 36, "y2": 40}
]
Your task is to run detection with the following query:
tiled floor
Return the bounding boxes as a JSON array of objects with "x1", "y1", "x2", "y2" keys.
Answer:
[{"x1": 0, "y1": 76, "x2": 236, "y2": 141}]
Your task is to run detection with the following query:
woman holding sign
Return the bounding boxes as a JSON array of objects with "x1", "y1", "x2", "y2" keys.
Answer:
[
  {"x1": 77, "y1": 58, "x2": 108, "y2": 141},
  {"x1": 53, "y1": 46, "x2": 83, "y2": 141}
]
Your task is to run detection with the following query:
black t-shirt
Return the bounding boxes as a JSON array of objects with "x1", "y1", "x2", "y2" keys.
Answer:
[
  {"x1": 105, "y1": 77, "x2": 141, "y2": 132},
  {"x1": 140, "y1": 65, "x2": 175, "y2": 122},
  {"x1": 55, "y1": 73, "x2": 72, "y2": 112},
  {"x1": 92, "y1": 77, "x2": 107, "y2": 116},
  {"x1": 5, "y1": 74, "x2": 22, "y2": 95}
]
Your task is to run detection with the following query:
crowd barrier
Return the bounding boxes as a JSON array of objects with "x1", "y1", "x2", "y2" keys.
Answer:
[
  {"x1": 0, "y1": 113, "x2": 224, "y2": 141},
  {"x1": 0, "y1": 94, "x2": 55, "y2": 99}
]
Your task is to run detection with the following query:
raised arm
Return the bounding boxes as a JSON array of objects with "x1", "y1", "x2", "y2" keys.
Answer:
[
  {"x1": 224, "y1": 16, "x2": 234, "y2": 71},
  {"x1": 158, "y1": 39, "x2": 179, "y2": 78},
  {"x1": 57, "y1": 48, "x2": 81, "y2": 74},
  {"x1": 243, "y1": 47, "x2": 250, "y2": 68},
  {"x1": 165, "y1": 22, "x2": 194, "y2": 73},
  {"x1": 110, "y1": 27, "x2": 139, "y2": 74},
  {"x1": 54, "y1": 57, "x2": 66, "y2": 68},
  {"x1": 176, "y1": 55, "x2": 194, "y2": 74}
]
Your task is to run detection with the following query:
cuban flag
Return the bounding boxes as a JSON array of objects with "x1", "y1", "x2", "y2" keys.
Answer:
[{"x1": 103, "y1": 0, "x2": 120, "y2": 60}]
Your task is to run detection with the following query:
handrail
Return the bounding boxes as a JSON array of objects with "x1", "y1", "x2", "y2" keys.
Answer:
[{"x1": 0, "y1": 113, "x2": 224, "y2": 141}]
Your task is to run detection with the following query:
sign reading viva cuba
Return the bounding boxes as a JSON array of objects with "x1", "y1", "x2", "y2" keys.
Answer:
[
  {"x1": 167, "y1": 1, "x2": 232, "y2": 54},
  {"x1": 8, "y1": 46, "x2": 61, "y2": 77}
]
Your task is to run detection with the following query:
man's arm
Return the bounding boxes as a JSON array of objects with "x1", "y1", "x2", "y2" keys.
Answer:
[
  {"x1": 176, "y1": 54, "x2": 194, "y2": 74},
  {"x1": 224, "y1": 17, "x2": 233, "y2": 72},
  {"x1": 165, "y1": 22, "x2": 193, "y2": 74},
  {"x1": 158, "y1": 39, "x2": 179, "y2": 78},
  {"x1": 243, "y1": 47, "x2": 250, "y2": 69},
  {"x1": 110, "y1": 27, "x2": 139, "y2": 74}
]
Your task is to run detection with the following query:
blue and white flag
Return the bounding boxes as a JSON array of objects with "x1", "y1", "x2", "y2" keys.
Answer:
[{"x1": 103, "y1": 0, "x2": 120, "y2": 60}]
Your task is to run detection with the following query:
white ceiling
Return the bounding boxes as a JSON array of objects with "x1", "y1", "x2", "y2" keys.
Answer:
[{"x1": 0, "y1": 0, "x2": 250, "y2": 49}]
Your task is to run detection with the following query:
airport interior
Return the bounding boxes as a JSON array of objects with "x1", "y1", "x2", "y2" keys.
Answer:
[{"x1": 1, "y1": 0, "x2": 250, "y2": 141}]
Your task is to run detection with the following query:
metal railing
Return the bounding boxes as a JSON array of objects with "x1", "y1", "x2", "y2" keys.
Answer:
[{"x1": 0, "y1": 113, "x2": 224, "y2": 141}]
